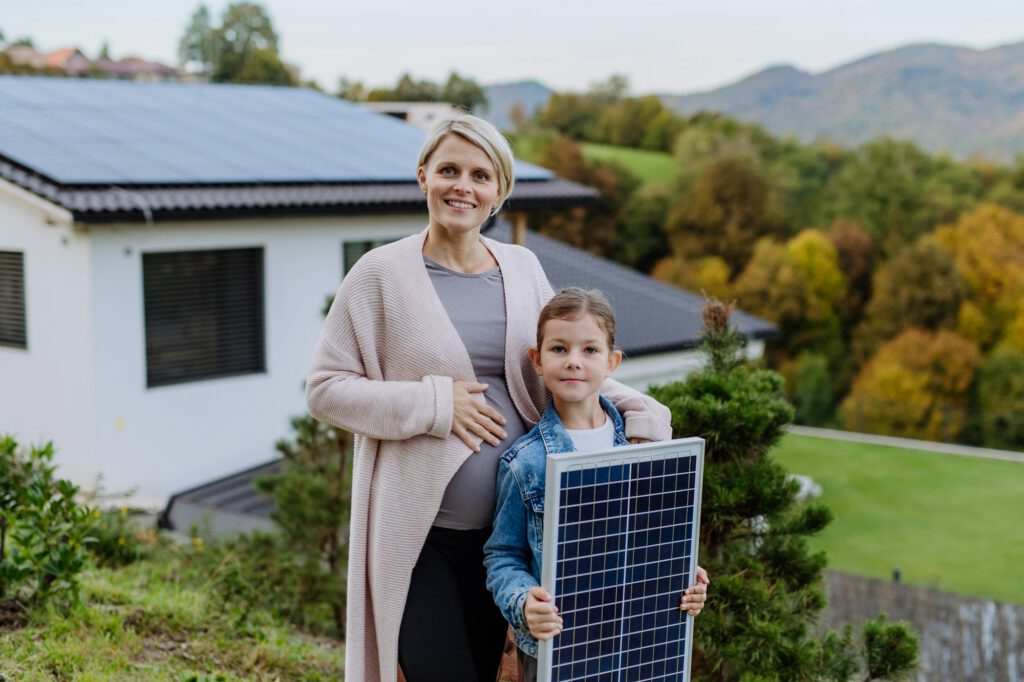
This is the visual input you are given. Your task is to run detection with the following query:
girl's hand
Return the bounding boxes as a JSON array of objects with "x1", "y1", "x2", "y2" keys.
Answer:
[
  {"x1": 680, "y1": 565, "x2": 709, "y2": 616},
  {"x1": 524, "y1": 586, "x2": 562, "y2": 640},
  {"x1": 452, "y1": 381, "x2": 507, "y2": 451},
  {"x1": 628, "y1": 437, "x2": 653, "y2": 444}
]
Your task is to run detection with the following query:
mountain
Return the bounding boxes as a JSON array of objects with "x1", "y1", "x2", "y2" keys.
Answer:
[
  {"x1": 480, "y1": 80, "x2": 553, "y2": 131},
  {"x1": 662, "y1": 41, "x2": 1024, "y2": 160}
]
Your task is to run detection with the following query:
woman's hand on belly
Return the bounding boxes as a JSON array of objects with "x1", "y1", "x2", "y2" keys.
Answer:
[{"x1": 453, "y1": 381, "x2": 508, "y2": 451}]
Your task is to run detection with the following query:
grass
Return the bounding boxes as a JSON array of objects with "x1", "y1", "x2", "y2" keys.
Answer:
[
  {"x1": 773, "y1": 433, "x2": 1024, "y2": 605},
  {"x1": 511, "y1": 134, "x2": 675, "y2": 187},
  {"x1": 0, "y1": 541, "x2": 344, "y2": 681},
  {"x1": 580, "y1": 143, "x2": 674, "y2": 186}
]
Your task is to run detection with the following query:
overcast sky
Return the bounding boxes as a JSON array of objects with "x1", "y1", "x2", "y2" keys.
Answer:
[{"x1": 5, "y1": 0, "x2": 1024, "y2": 94}]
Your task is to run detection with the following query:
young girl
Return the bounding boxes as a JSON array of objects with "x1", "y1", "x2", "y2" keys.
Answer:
[{"x1": 483, "y1": 287, "x2": 709, "y2": 681}]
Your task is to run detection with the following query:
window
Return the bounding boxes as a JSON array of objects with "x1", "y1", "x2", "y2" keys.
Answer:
[
  {"x1": 343, "y1": 239, "x2": 397, "y2": 275},
  {"x1": 0, "y1": 250, "x2": 26, "y2": 349},
  {"x1": 143, "y1": 247, "x2": 264, "y2": 387}
]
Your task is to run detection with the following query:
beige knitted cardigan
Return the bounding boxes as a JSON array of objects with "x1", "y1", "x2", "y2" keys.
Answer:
[{"x1": 306, "y1": 229, "x2": 671, "y2": 682}]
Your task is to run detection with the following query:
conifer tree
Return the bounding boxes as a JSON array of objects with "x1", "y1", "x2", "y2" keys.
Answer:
[{"x1": 648, "y1": 300, "x2": 918, "y2": 681}]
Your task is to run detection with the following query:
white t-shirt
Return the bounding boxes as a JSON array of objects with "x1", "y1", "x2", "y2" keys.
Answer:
[{"x1": 565, "y1": 416, "x2": 616, "y2": 454}]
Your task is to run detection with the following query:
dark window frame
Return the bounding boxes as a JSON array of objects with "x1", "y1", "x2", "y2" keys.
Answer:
[
  {"x1": 342, "y1": 238, "x2": 398, "y2": 276},
  {"x1": 0, "y1": 250, "x2": 27, "y2": 350},
  {"x1": 142, "y1": 247, "x2": 265, "y2": 388}
]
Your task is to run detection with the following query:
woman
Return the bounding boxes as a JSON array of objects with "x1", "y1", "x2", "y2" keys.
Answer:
[{"x1": 306, "y1": 114, "x2": 695, "y2": 682}]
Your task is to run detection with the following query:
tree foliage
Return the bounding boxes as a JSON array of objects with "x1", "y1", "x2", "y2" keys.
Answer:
[
  {"x1": 974, "y1": 346, "x2": 1024, "y2": 449},
  {"x1": 178, "y1": 2, "x2": 296, "y2": 85},
  {"x1": 935, "y1": 203, "x2": 1024, "y2": 349},
  {"x1": 841, "y1": 329, "x2": 981, "y2": 440},
  {"x1": 733, "y1": 231, "x2": 847, "y2": 362},
  {"x1": 854, "y1": 236, "x2": 964, "y2": 362},
  {"x1": 665, "y1": 156, "x2": 777, "y2": 272},
  {"x1": 648, "y1": 301, "x2": 917, "y2": 680},
  {"x1": 252, "y1": 415, "x2": 353, "y2": 636},
  {"x1": 528, "y1": 136, "x2": 640, "y2": 260}
]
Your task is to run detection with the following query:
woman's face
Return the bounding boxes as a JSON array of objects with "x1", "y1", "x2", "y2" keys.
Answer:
[{"x1": 418, "y1": 134, "x2": 499, "y2": 238}]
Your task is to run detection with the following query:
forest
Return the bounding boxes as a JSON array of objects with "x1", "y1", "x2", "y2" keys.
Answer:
[{"x1": 509, "y1": 78, "x2": 1024, "y2": 450}]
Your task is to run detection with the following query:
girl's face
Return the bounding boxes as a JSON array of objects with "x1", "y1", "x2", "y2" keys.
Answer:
[
  {"x1": 417, "y1": 134, "x2": 499, "y2": 238},
  {"x1": 529, "y1": 313, "x2": 622, "y2": 412}
]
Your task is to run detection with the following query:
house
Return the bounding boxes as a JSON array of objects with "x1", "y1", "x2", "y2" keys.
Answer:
[
  {"x1": 0, "y1": 76, "x2": 771, "y2": 510},
  {"x1": 0, "y1": 76, "x2": 595, "y2": 506},
  {"x1": 3, "y1": 45, "x2": 179, "y2": 81},
  {"x1": 357, "y1": 102, "x2": 459, "y2": 130}
]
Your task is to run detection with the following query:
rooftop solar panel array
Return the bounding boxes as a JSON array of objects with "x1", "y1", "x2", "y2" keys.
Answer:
[
  {"x1": 539, "y1": 438, "x2": 704, "y2": 682},
  {"x1": 0, "y1": 76, "x2": 552, "y2": 186}
]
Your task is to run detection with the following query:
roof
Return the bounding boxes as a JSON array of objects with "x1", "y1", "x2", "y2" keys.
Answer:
[
  {"x1": 159, "y1": 458, "x2": 281, "y2": 533},
  {"x1": 0, "y1": 76, "x2": 598, "y2": 222},
  {"x1": 485, "y1": 221, "x2": 776, "y2": 356}
]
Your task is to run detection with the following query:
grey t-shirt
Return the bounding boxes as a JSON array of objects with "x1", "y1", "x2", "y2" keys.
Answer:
[{"x1": 425, "y1": 256, "x2": 530, "y2": 530}]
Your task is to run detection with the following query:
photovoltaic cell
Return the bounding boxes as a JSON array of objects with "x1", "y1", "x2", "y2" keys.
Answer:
[
  {"x1": 539, "y1": 438, "x2": 704, "y2": 682},
  {"x1": 0, "y1": 76, "x2": 554, "y2": 185}
]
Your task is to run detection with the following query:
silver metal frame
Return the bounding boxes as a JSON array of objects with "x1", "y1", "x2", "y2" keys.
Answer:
[{"x1": 537, "y1": 437, "x2": 705, "y2": 682}]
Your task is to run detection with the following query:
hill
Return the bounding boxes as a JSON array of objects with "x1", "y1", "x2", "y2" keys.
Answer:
[
  {"x1": 662, "y1": 41, "x2": 1024, "y2": 160},
  {"x1": 480, "y1": 80, "x2": 553, "y2": 131}
]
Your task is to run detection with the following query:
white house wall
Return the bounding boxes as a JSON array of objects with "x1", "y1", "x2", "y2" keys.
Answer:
[
  {"x1": 89, "y1": 214, "x2": 423, "y2": 505},
  {"x1": 0, "y1": 184, "x2": 97, "y2": 484},
  {"x1": 615, "y1": 340, "x2": 766, "y2": 392}
]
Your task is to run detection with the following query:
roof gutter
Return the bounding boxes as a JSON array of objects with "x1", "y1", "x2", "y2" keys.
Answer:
[{"x1": 0, "y1": 176, "x2": 74, "y2": 228}]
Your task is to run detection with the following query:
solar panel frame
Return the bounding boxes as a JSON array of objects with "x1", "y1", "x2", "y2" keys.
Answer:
[{"x1": 538, "y1": 437, "x2": 704, "y2": 682}]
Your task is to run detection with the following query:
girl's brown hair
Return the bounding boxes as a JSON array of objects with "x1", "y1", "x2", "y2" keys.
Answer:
[{"x1": 536, "y1": 288, "x2": 616, "y2": 349}]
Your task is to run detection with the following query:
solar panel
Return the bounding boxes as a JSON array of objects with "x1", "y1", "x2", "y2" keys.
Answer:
[
  {"x1": 0, "y1": 76, "x2": 555, "y2": 186},
  {"x1": 539, "y1": 437, "x2": 704, "y2": 682}
]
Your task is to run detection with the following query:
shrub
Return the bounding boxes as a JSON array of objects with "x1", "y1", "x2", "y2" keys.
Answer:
[{"x1": 0, "y1": 436, "x2": 94, "y2": 606}]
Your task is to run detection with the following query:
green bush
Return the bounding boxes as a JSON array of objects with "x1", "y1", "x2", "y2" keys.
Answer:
[
  {"x1": 0, "y1": 436, "x2": 95, "y2": 606},
  {"x1": 199, "y1": 415, "x2": 352, "y2": 638},
  {"x1": 87, "y1": 505, "x2": 157, "y2": 568},
  {"x1": 256, "y1": 415, "x2": 352, "y2": 637}
]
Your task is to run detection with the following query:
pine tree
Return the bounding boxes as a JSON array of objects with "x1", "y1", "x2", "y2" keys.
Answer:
[{"x1": 648, "y1": 299, "x2": 918, "y2": 681}]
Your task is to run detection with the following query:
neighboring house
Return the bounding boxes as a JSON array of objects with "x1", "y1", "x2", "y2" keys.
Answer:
[
  {"x1": 357, "y1": 101, "x2": 459, "y2": 130},
  {"x1": 0, "y1": 76, "x2": 594, "y2": 506},
  {"x1": 92, "y1": 56, "x2": 180, "y2": 82},
  {"x1": 41, "y1": 47, "x2": 92, "y2": 76},
  {"x1": 3, "y1": 45, "x2": 179, "y2": 81}
]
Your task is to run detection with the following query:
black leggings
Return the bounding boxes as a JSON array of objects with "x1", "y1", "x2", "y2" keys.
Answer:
[{"x1": 398, "y1": 526, "x2": 509, "y2": 682}]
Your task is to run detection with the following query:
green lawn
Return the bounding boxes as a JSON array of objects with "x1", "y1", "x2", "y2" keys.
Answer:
[
  {"x1": 0, "y1": 542, "x2": 344, "y2": 681},
  {"x1": 773, "y1": 433, "x2": 1024, "y2": 605},
  {"x1": 580, "y1": 143, "x2": 674, "y2": 186}
]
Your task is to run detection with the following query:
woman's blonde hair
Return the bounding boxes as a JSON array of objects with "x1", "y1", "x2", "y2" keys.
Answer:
[
  {"x1": 536, "y1": 288, "x2": 617, "y2": 349},
  {"x1": 417, "y1": 114, "x2": 516, "y2": 215}
]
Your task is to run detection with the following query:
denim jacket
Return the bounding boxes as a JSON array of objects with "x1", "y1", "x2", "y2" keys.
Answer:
[{"x1": 483, "y1": 396, "x2": 628, "y2": 657}]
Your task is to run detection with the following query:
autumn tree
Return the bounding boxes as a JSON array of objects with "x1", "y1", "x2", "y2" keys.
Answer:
[
  {"x1": 853, "y1": 236, "x2": 964, "y2": 363},
  {"x1": 935, "y1": 204, "x2": 1024, "y2": 348},
  {"x1": 528, "y1": 136, "x2": 639, "y2": 261},
  {"x1": 732, "y1": 230, "x2": 847, "y2": 363},
  {"x1": 649, "y1": 300, "x2": 918, "y2": 681},
  {"x1": 841, "y1": 329, "x2": 981, "y2": 441},
  {"x1": 652, "y1": 255, "x2": 732, "y2": 302},
  {"x1": 826, "y1": 219, "x2": 875, "y2": 327},
  {"x1": 665, "y1": 156, "x2": 777, "y2": 273}
]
